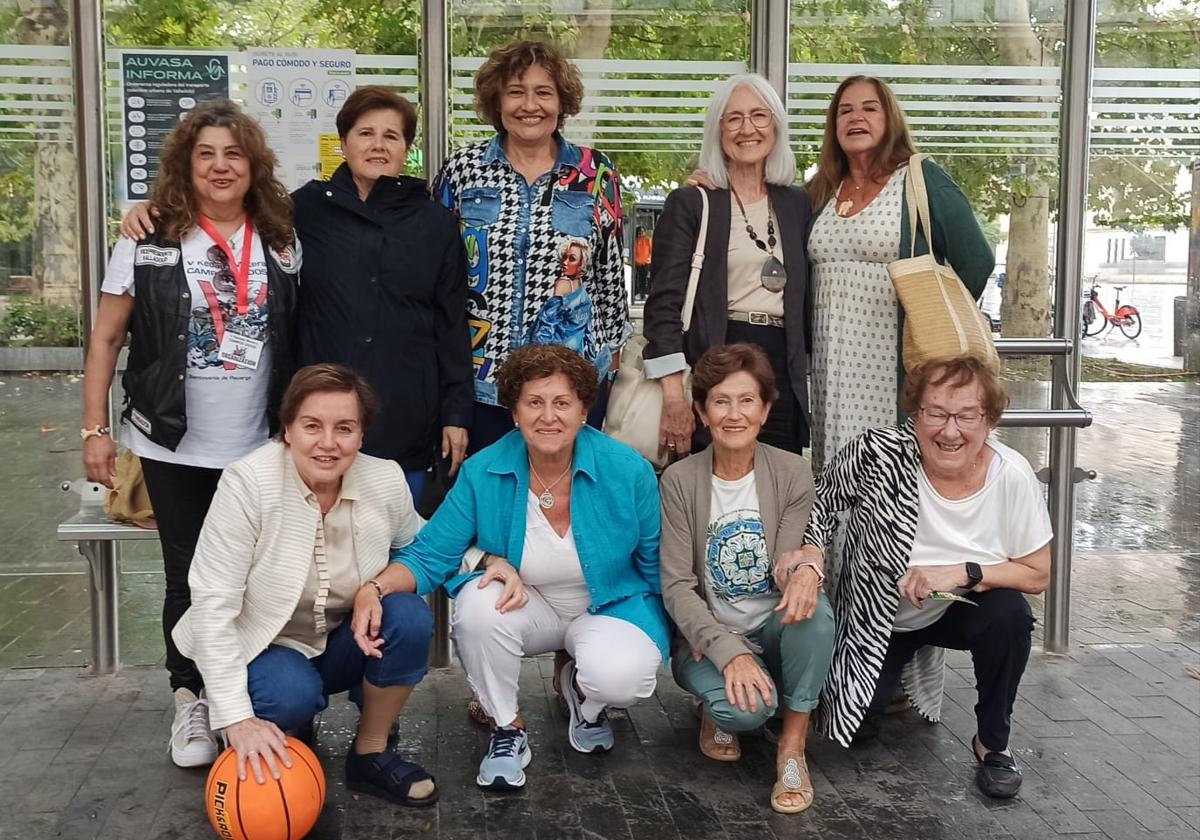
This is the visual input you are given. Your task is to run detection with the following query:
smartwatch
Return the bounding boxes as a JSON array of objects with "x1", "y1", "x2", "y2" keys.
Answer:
[{"x1": 965, "y1": 561, "x2": 983, "y2": 591}]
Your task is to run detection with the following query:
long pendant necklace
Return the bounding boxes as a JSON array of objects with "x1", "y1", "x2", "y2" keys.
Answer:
[
  {"x1": 530, "y1": 462, "x2": 572, "y2": 510},
  {"x1": 731, "y1": 187, "x2": 787, "y2": 292}
]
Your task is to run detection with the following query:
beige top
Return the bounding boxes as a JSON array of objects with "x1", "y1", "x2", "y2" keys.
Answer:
[
  {"x1": 727, "y1": 196, "x2": 785, "y2": 318},
  {"x1": 275, "y1": 456, "x2": 363, "y2": 658}
]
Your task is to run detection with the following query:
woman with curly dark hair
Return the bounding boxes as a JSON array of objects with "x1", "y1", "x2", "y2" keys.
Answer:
[
  {"x1": 433, "y1": 40, "x2": 630, "y2": 454},
  {"x1": 355, "y1": 344, "x2": 669, "y2": 792},
  {"x1": 82, "y1": 98, "x2": 299, "y2": 769}
]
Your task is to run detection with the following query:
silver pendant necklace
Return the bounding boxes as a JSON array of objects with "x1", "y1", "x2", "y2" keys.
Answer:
[{"x1": 530, "y1": 462, "x2": 572, "y2": 510}]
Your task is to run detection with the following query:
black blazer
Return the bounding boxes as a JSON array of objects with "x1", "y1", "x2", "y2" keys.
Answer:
[{"x1": 643, "y1": 184, "x2": 813, "y2": 414}]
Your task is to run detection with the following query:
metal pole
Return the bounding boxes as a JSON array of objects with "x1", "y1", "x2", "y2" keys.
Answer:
[
  {"x1": 420, "y1": 0, "x2": 450, "y2": 186},
  {"x1": 81, "y1": 542, "x2": 120, "y2": 674},
  {"x1": 71, "y1": 0, "x2": 108, "y2": 346},
  {"x1": 1045, "y1": 0, "x2": 1097, "y2": 652},
  {"x1": 72, "y1": 0, "x2": 120, "y2": 676},
  {"x1": 420, "y1": 0, "x2": 453, "y2": 667},
  {"x1": 750, "y1": 0, "x2": 790, "y2": 105}
]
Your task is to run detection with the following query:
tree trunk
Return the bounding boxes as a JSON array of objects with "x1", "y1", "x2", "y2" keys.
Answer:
[
  {"x1": 567, "y1": 0, "x2": 613, "y2": 149},
  {"x1": 13, "y1": 0, "x2": 79, "y2": 308},
  {"x1": 995, "y1": 0, "x2": 1052, "y2": 338}
]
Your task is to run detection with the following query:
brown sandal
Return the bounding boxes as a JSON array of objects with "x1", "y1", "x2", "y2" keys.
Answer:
[
  {"x1": 698, "y1": 713, "x2": 741, "y2": 762},
  {"x1": 770, "y1": 752, "x2": 814, "y2": 814},
  {"x1": 466, "y1": 697, "x2": 493, "y2": 728}
]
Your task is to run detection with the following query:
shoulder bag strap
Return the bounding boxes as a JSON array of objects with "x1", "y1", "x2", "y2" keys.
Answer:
[
  {"x1": 680, "y1": 186, "x2": 709, "y2": 333},
  {"x1": 904, "y1": 152, "x2": 936, "y2": 260}
]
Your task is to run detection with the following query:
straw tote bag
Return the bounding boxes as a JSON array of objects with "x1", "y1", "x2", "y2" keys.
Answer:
[
  {"x1": 887, "y1": 154, "x2": 999, "y2": 373},
  {"x1": 605, "y1": 187, "x2": 709, "y2": 468}
]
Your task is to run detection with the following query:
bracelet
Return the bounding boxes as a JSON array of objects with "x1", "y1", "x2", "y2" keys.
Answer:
[
  {"x1": 365, "y1": 579, "x2": 384, "y2": 600},
  {"x1": 785, "y1": 561, "x2": 825, "y2": 587},
  {"x1": 80, "y1": 425, "x2": 111, "y2": 441}
]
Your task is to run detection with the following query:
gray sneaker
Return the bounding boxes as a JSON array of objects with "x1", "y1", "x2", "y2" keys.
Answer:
[
  {"x1": 561, "y1": 659, "x2": 614, "y2": 754},
  {"x1": 477, "y1": 726, "x2": 532, "y2": 789}
]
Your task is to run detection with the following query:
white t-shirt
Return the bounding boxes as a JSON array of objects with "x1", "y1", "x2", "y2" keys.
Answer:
[
  {"x1": 519, "y1": 491, "x2": 590, "y2": 619},
  {"x1": 894, "y1": 440, "x2": 1053, "y2": 632},
  {"x1": 704, "y1": 471, "x2": 777, "y2": 635},
  {"x1": 102, "y1": 228, "x2": 299, "y2": 469},
  {"x1": 726, "y1": 197, "x2": 785, "y2": 318}
]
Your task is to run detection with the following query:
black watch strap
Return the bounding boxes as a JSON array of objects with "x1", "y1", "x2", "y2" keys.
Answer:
[{"x1": 965, "y1": 561, "x2": 983, "y2": 590}]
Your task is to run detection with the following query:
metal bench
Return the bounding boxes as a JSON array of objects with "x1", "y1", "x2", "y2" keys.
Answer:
[{"x1": 55, "y1": 479, "x2": 159, "y2": 675}]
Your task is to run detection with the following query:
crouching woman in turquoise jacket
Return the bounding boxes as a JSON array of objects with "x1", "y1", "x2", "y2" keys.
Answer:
[{"x1": 350, "y1": 344, "x2": 670, "y2": 792}]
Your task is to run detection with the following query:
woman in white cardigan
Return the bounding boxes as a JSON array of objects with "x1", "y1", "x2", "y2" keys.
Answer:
[{"x1": 171, "y1": 364, "x2": 438, "y2": 807}]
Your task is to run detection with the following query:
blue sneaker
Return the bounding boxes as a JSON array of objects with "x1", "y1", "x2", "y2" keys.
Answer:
[
  {"x1": 477, "y1": 726, "x2": 532, "y2": 789},
  {"x1": 561, "y1": 659, "x2": 615, "y2": 754}
]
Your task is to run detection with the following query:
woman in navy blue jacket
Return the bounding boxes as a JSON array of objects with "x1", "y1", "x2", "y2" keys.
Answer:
[{"x1": 291, "y1": 87, "x2": 473, "y2": 500}]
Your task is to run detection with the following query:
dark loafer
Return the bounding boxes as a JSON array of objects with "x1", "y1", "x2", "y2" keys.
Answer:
[
  {"x1": 973, "y1": 736, "x2": 1022, "y2": 799},
  {"x1": 346, "y1": 749, "x2": 439, "y2": 808}
]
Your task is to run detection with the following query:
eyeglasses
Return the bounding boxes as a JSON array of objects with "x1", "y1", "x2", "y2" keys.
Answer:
[
  {"x1": 918, "y1": 407, "x2": 985, "y2": 429},
  {"x1": 722, "y1": 109, "x2": 773, "y2": 131}
]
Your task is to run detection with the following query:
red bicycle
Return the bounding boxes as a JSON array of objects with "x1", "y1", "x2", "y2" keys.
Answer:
[{"x1": 1082, "y1": 283, "x2": 1142, "y2": 339}]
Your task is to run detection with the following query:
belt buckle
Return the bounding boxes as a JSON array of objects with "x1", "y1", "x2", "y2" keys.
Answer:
[{"x1": 749, "y1": 311, "x2": 768, "y2": 326}]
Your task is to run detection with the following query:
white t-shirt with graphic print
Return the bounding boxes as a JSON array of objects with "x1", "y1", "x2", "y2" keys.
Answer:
[
  {"x1": 102, "y1": 228, "x2": 299, "y2": 469},
  {"x1": 704, "y1": 471, "x2": 777, "y2": 635}
]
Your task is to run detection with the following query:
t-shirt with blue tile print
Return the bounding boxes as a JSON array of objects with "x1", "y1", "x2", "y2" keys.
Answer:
[{"x1": 704, "y1": 471, "x2": 777, "y2": 635}]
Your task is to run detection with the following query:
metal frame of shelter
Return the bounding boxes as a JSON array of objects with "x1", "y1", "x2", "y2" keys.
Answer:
[{"x1": 70, "y1": 0, "x2": 1098, "y2": 667}]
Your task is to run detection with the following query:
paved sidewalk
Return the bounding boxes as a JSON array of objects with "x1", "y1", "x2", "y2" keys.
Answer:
[{"x1": 0, "y1": 375, "x2": 1196, "y2": 839}]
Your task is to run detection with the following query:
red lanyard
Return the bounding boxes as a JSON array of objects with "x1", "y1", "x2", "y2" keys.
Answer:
[{"x1": 198, "y1": 216, "x2": 254, "y2": 316}]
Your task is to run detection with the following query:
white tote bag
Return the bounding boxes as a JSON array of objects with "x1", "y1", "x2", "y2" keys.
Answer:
[{"x1": 604, "y1": 188, "x2": 709, "y2": 468}]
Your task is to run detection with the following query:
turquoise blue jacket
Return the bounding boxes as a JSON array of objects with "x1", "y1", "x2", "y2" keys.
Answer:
[{"x1": 391, "y1": 427, "x2": 672, "y2": 660}]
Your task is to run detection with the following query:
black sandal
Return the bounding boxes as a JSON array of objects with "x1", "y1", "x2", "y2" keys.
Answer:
[
  {"x1": 346, "y1": 749, "x2": 439, "y2": 807},
  {"x1": 972, "y1": 735, "x2": 1022, "y2": 799}
]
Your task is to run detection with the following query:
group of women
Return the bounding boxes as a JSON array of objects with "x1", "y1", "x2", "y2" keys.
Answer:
[{"x1": 81, "y1": 35, "x2": 1051, "y2": 816}]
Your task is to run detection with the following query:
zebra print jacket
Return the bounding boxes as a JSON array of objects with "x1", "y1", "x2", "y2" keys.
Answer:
[{"x1": 804, "y1": 422, "x2": 947, "y2": 747}]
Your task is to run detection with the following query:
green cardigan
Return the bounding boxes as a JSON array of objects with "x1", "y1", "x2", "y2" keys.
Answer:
[
  {"x1": 897, "y1": 158, "x2": 994, "y2": 296},
  {"x1": 893, "y1": 159, "x2": 995, "y2": 408}
]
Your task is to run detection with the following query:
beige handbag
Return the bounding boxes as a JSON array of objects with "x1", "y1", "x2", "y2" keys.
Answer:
[
  {"x1": 888, "y1": 154, "x2": 999, "y2": 373},
  {"x1": 604, "y1": 187, "x2": 709, "y2": 468},
  {"x1": 104, "y1": 450, "x2": 157, "y2": 529}
]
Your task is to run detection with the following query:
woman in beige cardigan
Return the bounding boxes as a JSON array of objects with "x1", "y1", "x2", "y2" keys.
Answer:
[
  {"x1": 171, "y1": 364, "x2": 437, "y2": 807},
  {"x1": 659, "y1": 344, "x2": 835, "y2": 815}
]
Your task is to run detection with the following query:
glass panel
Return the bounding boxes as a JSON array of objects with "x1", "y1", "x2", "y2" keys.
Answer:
[
  {"x1": 0, "y1": 8, "x2": 84, "y2": 584},
  {"x1": 450, "y1": 0, "x2": 752, "y2": 183},
  {"x1": 790, "y1": 0, "x2": 1065, "y2": 343},
  {"x1": 1076, "y1": 1, "x2": 1200, "y2": 555}
]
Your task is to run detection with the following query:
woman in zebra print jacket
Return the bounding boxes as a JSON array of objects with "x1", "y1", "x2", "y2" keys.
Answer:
[{"x1": 800, "y1": 356, "x2": 1052, "y2": 800}]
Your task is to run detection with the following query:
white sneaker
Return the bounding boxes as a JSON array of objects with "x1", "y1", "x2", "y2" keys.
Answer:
[{"x1": 170, "y1": 687, "x2": 219, "y2": 768}]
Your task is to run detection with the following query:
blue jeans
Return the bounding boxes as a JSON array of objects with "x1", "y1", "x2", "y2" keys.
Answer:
[
  {"x1": 246, "y1": 593, "x2": 433, "y2": 732},
  {"x1": 404, "y1": 469, "x2": 427, "y2": 505},
  {"x1": 676, "y1": 594, "x2": 835, "y2": 733}
]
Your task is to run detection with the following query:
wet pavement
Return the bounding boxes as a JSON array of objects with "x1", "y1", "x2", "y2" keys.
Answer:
[{"x1": 0, "y1": 374, "x2": 1196, "y2": 839}]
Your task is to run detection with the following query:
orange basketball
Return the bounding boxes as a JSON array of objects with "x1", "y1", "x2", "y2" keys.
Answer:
[{"x1": 205, "y1": 737, "x2": 326, "y2": 840}]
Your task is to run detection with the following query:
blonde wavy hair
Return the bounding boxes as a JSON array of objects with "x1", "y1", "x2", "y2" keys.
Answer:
[
  {"x1": 805, "y1": 76, "x2": 917, "y2": 211},
  {"x1": 150, "y1": 98, "x2": 294, "y2": 251}
]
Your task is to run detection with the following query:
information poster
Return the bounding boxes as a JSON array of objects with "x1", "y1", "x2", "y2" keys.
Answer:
[
  {"x1": 246, "y1": 48, "x2": 356, "y2": 190},
  {"x1": 121, "y1": 52, "x2": 230, "y2": 201}
]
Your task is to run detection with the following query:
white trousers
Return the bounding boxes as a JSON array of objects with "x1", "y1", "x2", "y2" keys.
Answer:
[{"x1": 452, "y1": 580, "x2": 662, "y2": 727}]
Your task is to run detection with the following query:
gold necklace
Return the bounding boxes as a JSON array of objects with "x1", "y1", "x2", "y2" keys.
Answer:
[{"x1": 529, "y1": 462, "x2": 572, "y2": 510}]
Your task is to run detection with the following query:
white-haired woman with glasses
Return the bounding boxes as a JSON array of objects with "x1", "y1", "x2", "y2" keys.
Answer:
[{"x1": 642, "y1": 73, "x2": 813, "y2": 461}]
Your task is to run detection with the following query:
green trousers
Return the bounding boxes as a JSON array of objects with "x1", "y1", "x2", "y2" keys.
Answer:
[{"x1": 676, "y1": 593, "x2": 835, "y2": 733}]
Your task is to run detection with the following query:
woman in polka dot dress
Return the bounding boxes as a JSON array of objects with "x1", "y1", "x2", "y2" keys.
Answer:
[{"x1": 806, "y1": 75, "x2": 994, "y2": 471}]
